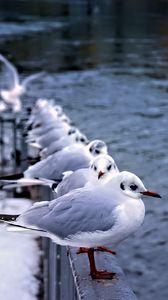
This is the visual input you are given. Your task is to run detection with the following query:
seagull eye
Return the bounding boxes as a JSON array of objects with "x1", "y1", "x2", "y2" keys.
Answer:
[
  {"x1": 107, "y1": 165, "x2": 112, "y2": 171},
  {"x1": 120, "y1": 183, "x2": 125, "y2": 190},
  {"x1": 80, "y1": 138, "x2": 85, "y2": 142},
  {"x1": 94, "y1": 166, "x2": 97, "y2": 171},
  {"x1": 89, "y1": 146, "x2": 93, "y2": 153},
  {"x1": 130, "y1": 184, "x2": 138, "y2": 191},
  {"x1": 95, "y1": 149, "x2": 100, "y2": 154}
]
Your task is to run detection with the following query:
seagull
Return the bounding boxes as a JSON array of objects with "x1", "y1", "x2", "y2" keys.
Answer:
[
  {"x1": 40, "y1": 128, "x2": 89, "y2": 159},
  {"x1": 27, "y1": 123, "x2": 72, "y2": 149},
  {"x1": 56, "y1": 154, "x2": 119, "y2": 197},
  {"x1": 27, "y1": 114, "x2": 72, "y2": 142},
  {"x1": 24, "y1": 140, "x2": 108, "y2": 180},
  {"x1": 27, "y1": 110, "x2": 70, "y2": 134},
  {"x1": 0, "y1": 171, "x2": 161, "y2": 279},
  {"x1": 0, "y1": 54, "x2": 44, "y2": 112},
  {"x1": 26, "y1": 100, "x2": 64, "y2": 130},
  {"x1": 0, "y1": 140, "x2": 108, "y2": 182},
  {"x1": 0, "y1": 154, "x2": 115, "y2": 194}
]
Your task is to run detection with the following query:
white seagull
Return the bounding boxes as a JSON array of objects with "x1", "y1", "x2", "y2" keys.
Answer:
[
  {"x1": 0, "y1": 154, "x2": 117, "y2": 192},
  {"x1": 0, "y1": 171, "x2": 161, "y2": 279},
  {"x1": 40, "y1": 128, "x2": 89, "y2": 159},
  {"x1": 56, "y1": 154, "x2": 119, "y2": 197},
  {"x1": 0, "y1": 54, "x2": 44, "y2": 112},
  {"x1": 0, "y1": 140, "x2": 108, "y2": 183},
  {"x1": 27, "y1": 123, "x2": 72, "y2": 149},
  {"x1": 24, "y1": 140, "x2": 108, "y2": 180}
]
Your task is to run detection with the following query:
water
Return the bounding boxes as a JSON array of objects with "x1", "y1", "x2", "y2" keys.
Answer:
[{"x1": 0, "y1": 1, "x2": 168, "y2": 299}]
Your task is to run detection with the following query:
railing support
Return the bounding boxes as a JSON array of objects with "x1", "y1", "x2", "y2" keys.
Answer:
[{"x1": 68, "y1": 247, "x2": 137, "y2": 300}]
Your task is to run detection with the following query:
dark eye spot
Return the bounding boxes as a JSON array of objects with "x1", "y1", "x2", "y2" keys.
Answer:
[
  {"x1": 94, "y1": 166, "x2": 97, "y2": 171},
  {"x1": 80, "y1": 138, "x2": 85, "y2": 142},
  {"x1": 130, "y1": 184, "x2": 138, "y2": 191},
  {"x1": 107, "y1": 165, "x2": 112, "y2": 171},
  {"x1": 95, "y1": 149, "x2": 100, "y2": 154},
  {"x1": 120, "y1": 183, "x2": 125, "y2": 190},
  {"x1": 89, "y1": 146, "x2": 93, "y2": 153},
  {"x1": 35, "y1": 123, "x2": 41, "y2": 128},
  {"x1": 68, "y1": 129, "x2": 76, "y2": 135}
]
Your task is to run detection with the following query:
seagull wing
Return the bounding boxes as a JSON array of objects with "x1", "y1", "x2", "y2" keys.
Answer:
[
  {"x1": 22, "y1": 72, "x2": 45, "y2": 88},
  {"x1": 17, "y1": 187, "x2": 116, "y2": 241},
  {"x1": 57, "y1": 168, "x2": 89, "y2": 197},
  {"x1": 0, "y1": 54, "x2": 19, "y2": 88},
  {"x1": 24, "y1": 147, "x2": 90, "y2": 180}
]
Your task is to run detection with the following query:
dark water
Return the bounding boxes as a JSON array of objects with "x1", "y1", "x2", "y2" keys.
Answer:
[{"x1": 0, "y1": 1, "x2": 168, "y2": 299}]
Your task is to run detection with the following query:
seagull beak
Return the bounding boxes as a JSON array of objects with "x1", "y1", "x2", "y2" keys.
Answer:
[
  {"x1": 140, "y1": 190, "x2": 161, "y2": 198},
  {"x1": 98, "y1": 171, "x2": 105, "y2": 179}
]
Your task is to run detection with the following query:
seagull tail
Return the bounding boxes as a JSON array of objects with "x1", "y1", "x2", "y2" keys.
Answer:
[
  {"x1": 0, "y1": 214, "x2": 47, "y2": 235},
  {"x1": 0, "y1": 178, "x2": 52, "y2": 190},
  {"x1": 34, "y1": 177, "x2": 61, "y2": 191},
  {"x1": 0, "y1": 214, "x2": 20, "y2": 222}
]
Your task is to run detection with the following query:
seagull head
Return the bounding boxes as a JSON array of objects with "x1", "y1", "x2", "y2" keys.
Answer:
[
  {"x1": 68, "y1": 128, "x2": 89, "y2": 145},
  {"x1": 74, "y1": 131, "x2": 89, "y2": 145},
  {"x1": 115, "y1": 171, "x2": 161, "y2": 200},
  {"x1": 54, "y1": 105, "x2": 63, "y2": 116},
  {"x1": 68, "y1": 127, "x2": 77, "y2": 136},
  {"x1": 90, "y1": 154, "x2": 119, "y2": 183},
  {"x1": 35, "y1": 98, "x2": 48, "y2": 109},
  {"x1": 88, "y1": 140, "x2": 108, "y2": 157},
  {"x1": 60, "y1": 115, "x2": 71, "y2": 124}
]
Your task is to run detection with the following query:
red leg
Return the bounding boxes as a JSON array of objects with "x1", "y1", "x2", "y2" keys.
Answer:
[
  {"x1": 96, "y1": 246, "x2": 116, "y2": 256},
  {"x1": 77, "y1": 246, "x2": 116, "y2": 255},
  {"x1": 88, "y1": 248, "x2": 116, "y2": 280},
  {"x1": 77, "y1": 247, "x2": 89, "y2": 254}
]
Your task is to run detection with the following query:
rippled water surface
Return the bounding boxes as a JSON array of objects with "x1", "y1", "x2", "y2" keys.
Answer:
[{"x1": 0, "y1": 1, "x2": 168, "y2": 299}]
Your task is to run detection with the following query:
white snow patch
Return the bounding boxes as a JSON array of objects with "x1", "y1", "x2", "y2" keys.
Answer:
[{"x1": 0, "y1": 197, "x2": 41, "y2": 300}]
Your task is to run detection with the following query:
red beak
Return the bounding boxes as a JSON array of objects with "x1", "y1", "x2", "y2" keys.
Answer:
[
  {"x1": 140, "y1": 191, "x2": 161, "y2": 198},
  {"x1": 98, "y1": 171, "x2": 105, "y2": 179}
]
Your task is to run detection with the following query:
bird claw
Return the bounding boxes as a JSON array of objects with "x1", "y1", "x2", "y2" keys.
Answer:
[
  {"x1": 95, "y1": 246, "x2": 116, "y2": 256},
  {"x1": 90, "y1": 270, "x2": 116, "y2": 280},
  {"x1": 77, "y1": 246, "x2": 116, "y2": 256}
]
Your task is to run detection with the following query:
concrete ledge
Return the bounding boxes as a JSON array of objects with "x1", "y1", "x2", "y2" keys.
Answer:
[{"x1": 69, "y1": 247, "x2": 137, "y2": 300}]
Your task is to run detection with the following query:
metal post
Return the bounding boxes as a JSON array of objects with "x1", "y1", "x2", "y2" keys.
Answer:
[
  {"x1": 20, "y1": 120, "x2": 28, "y2": 171},
  {"x1": 12, "y1": 118, "x2": 17, "y2": 171},
  {"x1": 0, "y1": 118, "x2": 4, "y2": 173}
]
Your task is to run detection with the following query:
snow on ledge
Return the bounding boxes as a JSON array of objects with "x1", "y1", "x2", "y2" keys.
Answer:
[{"x1": 0, "y1": 197, "x2": 41, "y2": 300}]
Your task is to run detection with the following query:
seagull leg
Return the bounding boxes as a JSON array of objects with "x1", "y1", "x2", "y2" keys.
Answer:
[
  {"x1": 88, "y1": 248, "x2": 116, "y2": 280},
  {"x1": 77, "y1": 246, "x2": 116, "y2": 255},
  {"x1": 77, "y1": 247, "x2": 90, "y2": 254},
  {"x1": 96, "y1": 246, "x2": 116, "y2": 255}
]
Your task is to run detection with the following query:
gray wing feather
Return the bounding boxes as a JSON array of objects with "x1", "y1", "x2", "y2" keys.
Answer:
[
  {"x1": 57, "y1": 168, "x2": 89, "y2": 196},
  {"x1": 19, "y1": 188, "x2": 116, "y2": 239},
  {"x1": 37, "y1": 128, "x2": 68, "y2": 148},
  {"x1": 25, "y1": 148, "x2": 90, "y2": 180},
  {"x1": 46, "y1": 137, "x2": 70, "y2": 156}
]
